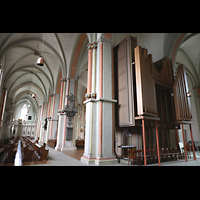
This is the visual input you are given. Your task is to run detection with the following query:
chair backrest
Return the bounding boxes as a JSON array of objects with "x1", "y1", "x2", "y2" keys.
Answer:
[{"x1": 128, "y1": 150, "x2": 135, "y2": 158}]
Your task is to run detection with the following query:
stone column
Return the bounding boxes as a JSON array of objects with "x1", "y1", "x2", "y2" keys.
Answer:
[
  {"x1": 38, "y1": 103, "x2": 44, "y2": 143},
  {"x1": 0, "y1": 89, "x2": 7, "y2": 128},
  {"x1": 81, "y1": 37, "x2": 117, "y2": 165},
  {"x1": 55, "y1": 112, "x2": 65, "y2": 151},
  {"x1": 64, "y1": 93, "x2": 78, "y2": 139},
  {"x1": 81, "y1": 42, "x2": 96, "y2": 162},
  {"x1": 55, "y1": 78, "x2": 67, "y2": 151},
  {"x1": 45, "y1": 94, "x2": 53, "y2": 144},
  {"x1": 49, "y1": 94, "x2": 59, "y2": 139}
]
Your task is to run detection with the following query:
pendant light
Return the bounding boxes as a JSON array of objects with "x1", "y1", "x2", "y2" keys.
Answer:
[
  {"x1": 37, "y1": 56, "x2": 44, "y2": 66},
  {"x1": 37, "y1": 33, "x2": 45, "y2": 66}
]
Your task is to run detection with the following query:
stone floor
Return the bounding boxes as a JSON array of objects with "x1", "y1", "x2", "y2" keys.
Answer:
[
  {"x1": 3, "y1": 145, "x2": 200, "y2": 166},
  {"x1": 27, "y1": 147, "x2": 87, "y2": 166},
  {"x1": 27, "y1": 147, "x2": 200, "y2": 166}
]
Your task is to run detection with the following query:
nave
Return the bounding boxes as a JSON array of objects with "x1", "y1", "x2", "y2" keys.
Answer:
[{"x1": 0, "y1": 33, "x2": 200, "y2": 166}]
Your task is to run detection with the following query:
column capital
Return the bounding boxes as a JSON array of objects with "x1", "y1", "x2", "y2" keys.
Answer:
[
  {"x1": 50, "y1": 93, "x2": 56, "y2": 97},
  {"x1": 61, "y1": 77, "x2": 67, "y2": 82},
  {"x1": 87, "y1": 43, "x2": 93, "y2": 50},
  {"x1": 93, "y1": 42, "x2": 97, "y2": 49}
]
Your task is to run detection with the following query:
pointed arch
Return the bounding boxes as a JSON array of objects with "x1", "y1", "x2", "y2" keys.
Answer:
[{"x1": 70, "y1": 33, "x2": 88, "y2": 79}]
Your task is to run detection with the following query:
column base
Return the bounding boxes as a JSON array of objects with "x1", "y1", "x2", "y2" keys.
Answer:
[
  {"x1": 81, "y1": 156, "x2": 96, "y2": 165},
  {"x1": 55, "y1": 146, "x2": 61, "y2": 151},
  {"x1": 94, "y1": 157, "x2": 118, "y2": 166},
  {"x1": 81, "y1": 155, "x2": 118, "y2": 165},
  {"x1": 61, "y1": 146, "x2": 77, "y2": 151}
]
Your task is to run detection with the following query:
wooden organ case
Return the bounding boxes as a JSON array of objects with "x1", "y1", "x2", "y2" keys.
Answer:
[
  {"x1": 173, "y1": 64, "x2": 192, "y2": 122},
  {"x1": 114, "y1": 35, "x2": 194, "y2": 164},
  {"x1": 115, "y1": 36, "x2": 175, "y2": 128},
  {"x1": 115, "y1": 35, "x2": 137, "y2": 127}
]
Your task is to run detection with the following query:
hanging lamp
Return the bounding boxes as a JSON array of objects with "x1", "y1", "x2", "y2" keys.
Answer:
[
  {"x1": 37, "y1": 56, "x2": 44, "y2": 66},
  {"x1": 37, "y1": 33, "x2": 45, "y2": 66}
]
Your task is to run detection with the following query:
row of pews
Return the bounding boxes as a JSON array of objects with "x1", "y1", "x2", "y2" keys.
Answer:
[
  {"x1": 128, "y1": 147, "x2": 186, "y2": 166},
  {"x1": 21, "y1": 137, "x2": 49, "y2": 162},
  {"x1": 0, "y1": 137, "x2": 19, "y2": 164}
]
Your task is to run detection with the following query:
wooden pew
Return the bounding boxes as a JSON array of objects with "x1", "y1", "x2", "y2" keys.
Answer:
[
  {"x1": 4, "y1": 142, "x2": 17, "y2": 163},
  {"x1": 22, "y1": 137, "x2": 49, "y2": 162},
  {"x1": 21, "y1": 137, "x2": 33, "y2": 162},
  {"x1": 31, "y1": 142, "x2": 49, "y2": 161},
  {"x1": 47, "y1": 139, "x2": 57, "y2": 149}
]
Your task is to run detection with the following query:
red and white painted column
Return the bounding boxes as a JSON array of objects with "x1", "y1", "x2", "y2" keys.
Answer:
[
  {"x1": 55, "y1": 78, "x2": 67, "y2": 151},
  {"x1": 81, "y1": 37, "x2": 117, "y2": 165}
]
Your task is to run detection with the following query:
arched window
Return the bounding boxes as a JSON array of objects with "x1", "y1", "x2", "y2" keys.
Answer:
[{"x1": 20, "y1": 104, "x2": 27, "y2": 120}]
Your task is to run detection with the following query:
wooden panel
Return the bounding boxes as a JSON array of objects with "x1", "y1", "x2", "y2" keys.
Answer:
[
  {"x1": 134, "y1": 46, "x2": 158, "y2": 117},
  {"x1": 153, "y1": 57, "x2": 174, "y2": 87},
  {"x1": 116, "y1": 35, "x2": 136, "y2": 127},
  {"x1": 173, "y1": 64, "x2": 192, "y2": 121}
]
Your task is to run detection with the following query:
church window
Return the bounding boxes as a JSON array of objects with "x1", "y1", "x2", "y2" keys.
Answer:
[{"x1": 20, "y1": 104, "x2": 28, "y2": 120}]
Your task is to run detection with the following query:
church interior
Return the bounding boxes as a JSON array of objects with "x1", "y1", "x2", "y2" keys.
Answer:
[{"x1": 0, "y1": 33, "x2": 200, "y2": 166}]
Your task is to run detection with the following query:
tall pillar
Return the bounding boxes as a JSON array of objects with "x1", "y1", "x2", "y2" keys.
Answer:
[
  {"x1": 55, "y1": 78, "x2": 67, "y2": 151},
  {"x1": 0, "y1": 89, "x2": 7, "y2": 141},
  {"x1": 87, "y1": 43, "x2": 93, "y2": 95},
  {"x1": 62, "y1": 92, "x2": 78, "y2": 151},
  {"x1": 38, "y1": 103, "x2": 44, "y2": 142},
  {"x1": 0, "y1": 89, "x2": 7, "y2": 127},
  {"x1": 81, "y1": 37, "x2": 117, "y2": 165},
  {"x1": 49, "y1": 94, "x2": 58, "y2": 139},
  {"x1": 42, "y1": 102, "x2": 48, "y2": 143},
  {"x1": 197, "y1": 87, "x2": 200, "y2": 103},
  {"x1": 45, "y1": 94, "x2": 53, "y2": 144},
  {"x1": 35, "y1": 105, "x2": 42, "y2": 140}
]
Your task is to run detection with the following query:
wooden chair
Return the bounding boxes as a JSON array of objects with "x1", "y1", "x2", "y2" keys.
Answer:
[
  {"x1": 186, "y1": 143, "x2": 191, "y2": 159},
  {"x1": 135, "y1": 150, "x2": 144, "y2": 166},
  {"x1": 127, "y1": 147, "x2": 136, "y2": 165},
  {"x1": 128, "y1": 149, "x2": 135, "y2": 165}
]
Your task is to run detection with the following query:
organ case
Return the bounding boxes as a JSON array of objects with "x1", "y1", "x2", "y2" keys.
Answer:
[
  {"x1": 134, "y1": 46, "x2": 158, "y2": 117},
  {"x1": 115, "y1": 36, "x2": 180, "y2": 128},
  {"x1": 173, "y1": 64, "x2": 192, "y2": 121},
  {"x1": 115, "y1": 35, "x2": 137, "y2": 127}
]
